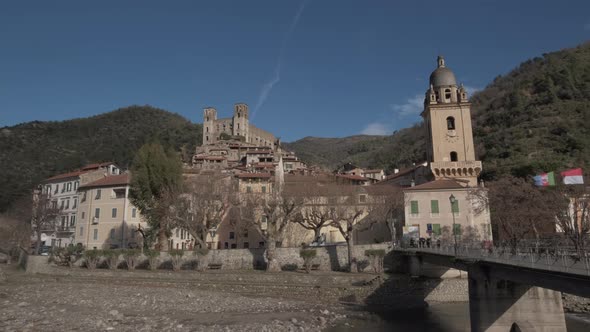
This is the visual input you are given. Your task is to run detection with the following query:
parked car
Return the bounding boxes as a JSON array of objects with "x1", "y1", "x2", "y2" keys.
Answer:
[{"x1": 39, "y1": 246, "x2": 51, "y2": 256}]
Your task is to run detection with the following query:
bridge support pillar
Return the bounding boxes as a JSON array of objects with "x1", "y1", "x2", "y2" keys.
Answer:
[{"x1": 468, "y1": 266, "x2": 566, "y2": 332}]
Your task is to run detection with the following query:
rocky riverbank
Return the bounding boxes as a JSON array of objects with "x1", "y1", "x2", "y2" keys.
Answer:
[{"x1": 563, "y1": 293, "x2": 590, "y2": 314}]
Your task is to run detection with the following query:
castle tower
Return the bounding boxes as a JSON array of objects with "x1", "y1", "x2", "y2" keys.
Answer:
[
  {"x1": 203, "y1": 107, "x2": 217, "y2": 145},
  {"x1": 422, "y1": 56, "x2": 481, "y2": 186},
  {"x1": 232, "y1": 103, "x2": 250, "y2": 142}
]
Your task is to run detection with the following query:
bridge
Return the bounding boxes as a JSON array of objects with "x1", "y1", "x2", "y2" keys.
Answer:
[{"x1": 394, "y1": 245, "x2": 590, "y2": 332}]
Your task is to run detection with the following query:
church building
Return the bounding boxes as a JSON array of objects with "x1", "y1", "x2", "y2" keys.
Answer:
[{"x1": 403, "y1": 56, "x2": 491, "y2": 243}]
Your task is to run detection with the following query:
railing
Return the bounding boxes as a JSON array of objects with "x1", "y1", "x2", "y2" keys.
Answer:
[{"x1": 395, "y1": 244, "x2": 590, "y2": 277}]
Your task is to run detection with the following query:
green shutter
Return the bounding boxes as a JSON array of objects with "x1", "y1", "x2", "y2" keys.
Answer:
[
  {"x1": 410, "y1": 201, "x2": 419, "y2": 214},
  {"x1": 433, "y1": 224, "x2": 441, "y2": 235},
  {"x1": 430, "y1": 200, "x2": 439, "y2": 214},
  {"x1": 453, "y1": 224, "x2": 462, "y2": 235},
  {"x1": 452, "y1": 200, "x2": 459, "y2": 213}
]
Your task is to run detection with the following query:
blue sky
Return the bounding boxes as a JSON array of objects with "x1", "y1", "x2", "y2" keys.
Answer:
[{"x1": 0, "y1": 0, "x2": 589, "y2": 141}]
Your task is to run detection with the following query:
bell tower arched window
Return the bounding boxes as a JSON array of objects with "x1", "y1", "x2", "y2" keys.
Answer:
[
  {"x1": 444, "y1": 88, "x2": 451, "y2": 101},
  {"x1": 447, "y1": 116, "x2": 455, "y2": 130},
  {"x1": 450, "y1": 151, "x2": 458, "y2": 162}
]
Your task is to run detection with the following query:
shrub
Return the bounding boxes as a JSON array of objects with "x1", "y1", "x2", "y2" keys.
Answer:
[
  {"x1": 365, "y1": 249, "x2": 386, "y2": 273},
  {"x1": 84, "y1": 250, "x2": 101, "y2": 270},
  {"x1": 144, "y1": 249, "x2": 160, "y2": 270},
  {"x1": 102, "y1": 249, "x2": 120, "y2": 269},
  {"x1": 299, "y1": 249, "x2": 317, "y2": 273},
  {"x1": 194, "y1": 247, "x2": 209, "y2": 271},
  {"x1": 52, "y1": 245, "x2": 84, "y2": 267},
  {"x1": 122, "y1": 249, "x2": 141, "y2": 270},
  {"x1": 169, "y1": 249, "x2": 184, "y2": 271}
]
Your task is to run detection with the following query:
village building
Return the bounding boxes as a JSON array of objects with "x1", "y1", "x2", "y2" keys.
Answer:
[{"x1": 36, "y1": 162, "x2": 120, "y2": 248}]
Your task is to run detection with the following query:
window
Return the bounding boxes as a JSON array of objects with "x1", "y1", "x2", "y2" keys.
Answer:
[
  {"x1": 81, "y1": 192, "x2": 87, "y2": 202},
  {"x1": 112, "y1": 208, "x2": 117, "y2": 218},
  {"x1": 444, "y1": 88, "x2": 451, "y2": 100},
  {"x1": 65, "y1": 200, "x2": 70, "y2": 209},
  {"x1": 243, "y1": 230, "x2": 248, "y2": 238},
  {"x1": 451, "y1": 200, "x2": 460, "y2": 214},
  {"x1": 74, "y1": 182, "x2": 78, "y2": 191},
  {"x1": 410, "y1": 201, "x2": 419, "y2": 215},
  {"x1": 72, "y1": 199, "x2": 77, "y2": 209},
  {"x1": 113, "y1": 189, "x2": 125, "y2": 199},
  {"x1": 450, "y1": 151, "x2": 458, "y2": 162},
  {"x1": 132, "y1": 208, "x2": 137, "y2": 218},
  {"x1": 110, "y1": 229, "x2": 115, "y2": 239},
  {"x1": 81, "y1": 211, "x2": 85, "y2": 219},
  {"x1": 229, "y1": 232, "x2": 235, "y2": 239},
  {"x1": 430, "y1": 200, "x2": 439, "y2": 214},
  {"x1": 93, "y1": 229, "x2": 98, "y2": 240},
  {"x1": 258, "y1": 241, "x2": 265, "y2": 248},
  {"x1": 246, "y1": 186, "x2": 252, "y2": 193},
  {"x1": 432, "y1": 224, "x2": 441, "y2": 236},
  {"x1": 54, "y1": 185, "x2": 58, "y2": 194},
  {"x1": 94, "y1": 208, "x2": 100, "y2": 218},
  {"x1": 61, "y1": 216, "x2": 67, "y2": 228},
  {"x1": 60, "y1": 200, "x2": 65, "y2": 209},
  {"x1": 453, "y1": 224, "x2": 462, "y2": 236},
  {"x1": 261, "y1": 186, "x2": 266, "y2": 193},
  {"x1": 80, "y1": 226, "x2": 84, "y2": 236},
  {"x1": 359, "y1": 194, "x2": 367, "y2": 203},
  {"x1": 243, "y1": 242, "x2": 249, "y2": 249},
  {"x1": 224, "y1": 242, "x2": 229, "y2": 249},
  {"x1": 95, "y1": 189, "x2": 101, "y2": 200},
  {"x1": 70, "y1": 215, "x2": 76, "y2": 226},
  {"x1": 446, "y1": 116, "x2": 455, "y2": 130},
  {"x1": 67, "y1": 182, "x2": 72, "y2": 191}
]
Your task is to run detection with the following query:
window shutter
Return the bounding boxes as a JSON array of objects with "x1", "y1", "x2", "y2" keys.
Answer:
[
  {"x1": 430, "y1": 200, "x2": 439, "y2": 213},
  {"x1": 452, "y1": 200, "x2": 459, "y2": 213},
  {"x1": 453, "y1": 224, "x2": 462, "y2": 235},
  {"x1": 433, "y1": 224, "x2": 441, "y2": 235},
  {"x1": 410, "y1": 201, "x2": 419, "y2": 214}
]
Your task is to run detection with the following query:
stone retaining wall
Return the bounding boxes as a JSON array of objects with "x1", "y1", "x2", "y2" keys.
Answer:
[{"x1": 26, "y1": 243, "x2": 391, "y2": 274}]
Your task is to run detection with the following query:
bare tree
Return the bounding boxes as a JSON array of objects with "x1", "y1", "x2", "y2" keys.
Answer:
[
  {"x1": 170, "y1": 174, "x2": 235, "y2": 249},
  {"x1": 292, "y1": 183, "x2": 339, "y2": 245},
  {"x1": 0, "y1": 211, "x2": 30, "y2": 263},
  {"x1": 328, "y1": 186, "x2": 369, "y2": 273},
  {"x1": 554, "y1": 185, "x2": 590, "y2": 257},
  {"x1": 240, "y1": 189, "x2": 303, "y2": 272},
  {"x1": 470, "y1": 176, "x2": 557, "y2": 252},
  {"x1": 25, "y1": 192, "x2": 62, "y2": 255},
  {"x1": 362, "y1": 186, "x2": 405, "y2": 246}
]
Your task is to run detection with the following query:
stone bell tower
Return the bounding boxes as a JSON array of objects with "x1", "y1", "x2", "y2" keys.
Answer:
[{"x1": 422, "y1": 56, "x2": 481, "y2": 186}]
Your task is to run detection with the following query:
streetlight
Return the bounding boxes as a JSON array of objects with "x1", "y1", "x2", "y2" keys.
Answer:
[
  {"x1": 209, "y1": 227, "x2": 218, "y2": 250},
  {"x1": 449, "y1": 194, "x2": 457, "y2": 256}
]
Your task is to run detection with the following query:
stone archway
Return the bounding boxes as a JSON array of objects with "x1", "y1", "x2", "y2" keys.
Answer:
[{"x1": 510, "y1": 323, "x2": 522, "y2": 332}]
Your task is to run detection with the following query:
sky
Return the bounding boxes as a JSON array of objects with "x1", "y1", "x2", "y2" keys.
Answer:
[{"x1": 0, "y1": 0, "x2": 589, "y2": 142}]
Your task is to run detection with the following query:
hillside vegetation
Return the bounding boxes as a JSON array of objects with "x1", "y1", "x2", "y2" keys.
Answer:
[
  {"x1": 0, "y1": 106, "x2": 201, "y2": 211},
  {"x1": 286, "y1": 42, "x2": 590, "y2": 180}
]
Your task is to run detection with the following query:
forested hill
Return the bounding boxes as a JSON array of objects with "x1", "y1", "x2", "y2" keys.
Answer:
[
  {"x1": 0, "y1": 106, "x2": 202, "y2": 211},
  {"x1": 285, "y1": 42, "x2": 590, "y2": 180}
]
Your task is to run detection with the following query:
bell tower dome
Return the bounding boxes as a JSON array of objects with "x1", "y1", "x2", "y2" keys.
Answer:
[{"x1": 422, "y1": 56, "x2": 481, "y2": 186}]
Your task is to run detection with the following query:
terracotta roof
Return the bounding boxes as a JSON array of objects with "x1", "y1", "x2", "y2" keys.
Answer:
[
  {"x1": 404, "y1": 179, "x2": 465, "y2": 191},
  {"x1": 363, "y1": 169, "x2": 383, "y2": 174},
  {"x1": 205, "y1": 156, "x2": 226, "y2": 161},
  {"x1": 79, "y1": 174, "x2": 131, "y2": 188},
  {"x1": 81, "y1": 162, "x2": 115, "y2": 171},
  {"x1": 336, "y1": 174, "x2": 371, "y2": 181},
  {"x1": 246, "y1": 150, "x2": 272, "y2": 155},
  {"x1": 43, "y1": 170, "x2": 86, "y2": 182},
  {"x1": 236, "y1": 173, "x2": 272, "y2": 179}
]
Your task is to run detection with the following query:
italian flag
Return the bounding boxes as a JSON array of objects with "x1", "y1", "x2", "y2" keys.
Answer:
[
  {"x1": 534, "y1": 172, "x2": 555, "y2": 187},
  {"x1": 561, "y1": 168, "x2": 584, "y2": 185}
]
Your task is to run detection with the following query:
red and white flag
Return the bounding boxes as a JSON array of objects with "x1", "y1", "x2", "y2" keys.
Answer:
[{"x1": 560, "y1": 168, "x2": 584, "y2": 185}]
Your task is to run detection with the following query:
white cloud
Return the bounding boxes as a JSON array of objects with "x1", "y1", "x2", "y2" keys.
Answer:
[
  {"x1": 361, "y1": 122, "x2": 390, "y2": 135},
  {"x1": 390, "y1": 95, "x2": 423, "y2": 116},
  {"x1": 464, "y1": 85, "x2": 482, "y2": 95}
]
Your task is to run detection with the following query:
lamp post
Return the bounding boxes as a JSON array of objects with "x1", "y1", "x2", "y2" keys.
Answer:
[
  {"x1": 209, "y1": 227, "x2": 218, "y2": 250},
  {"x1": 449, "y1": 194, "x2": 457, "y2": 256}
]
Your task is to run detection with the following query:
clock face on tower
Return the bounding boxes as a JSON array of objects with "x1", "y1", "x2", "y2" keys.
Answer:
[{"x1": 445, "y1": 131, "x2": 460, "y2": 143}]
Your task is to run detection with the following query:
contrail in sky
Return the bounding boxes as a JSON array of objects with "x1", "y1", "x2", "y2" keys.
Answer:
[{"x1": 252, "y1": 0, "x2": 309, "y2": 119}]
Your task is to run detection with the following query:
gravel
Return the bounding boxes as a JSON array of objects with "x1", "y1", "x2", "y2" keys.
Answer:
[{"x1": 0, "y1": 272, "x2": 346, "y2": 331}]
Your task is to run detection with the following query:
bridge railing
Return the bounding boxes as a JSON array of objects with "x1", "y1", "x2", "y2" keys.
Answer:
[{"x1": 395, "y1": 244, "x2": 590, "y2": 277}]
